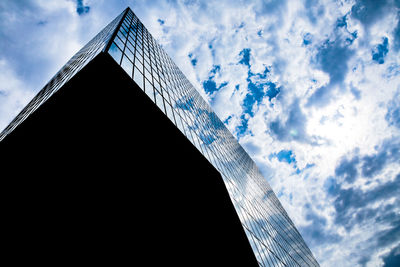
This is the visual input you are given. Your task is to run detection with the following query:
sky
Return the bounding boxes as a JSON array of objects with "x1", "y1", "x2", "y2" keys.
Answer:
[{"x1": 1, "y1": 0, "x2": 400, "y2": 266}]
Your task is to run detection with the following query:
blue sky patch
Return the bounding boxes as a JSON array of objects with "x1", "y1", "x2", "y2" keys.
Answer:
[
  {"x1": 236, "y1": 49, "x2": 280, "y2": 136},
  {"x1": 336, "y1": 15, "x2": 347, "y2": 28},
  {"x1": 202, "y1": 65, "x2": 226, "y2": 96},
  {"x1": 37, "y1": 20, "x2": 47, "y2": 26},
  {"x1": 157, "y1": 18, "x2": 165, "y2": 25},
  {"x1": 210, "y1": 65, "x2": 220, "y2": 75},
  {"x1": 223, "y1": 115, "x2": 232, "y2": 125},
  {"x1": 254, "y1": 66, "x2": 270, "y2": 79},
  {"x1": 76, "y1": 0, "x2": 90, "y2": 15},
  {"x1": 239, "y1": 48, "x2": 251, "y2": 67},
  {"x1": 372, "y1": 37, "x2": 389, "y2": 64},
  {"x1": 236, "y1": 114, "x2": 249, "y2": 136},
  {"x1": 188, "y1": 53, "x2": 197, "y2": 66},
  {"x1": 300, "y1": 204, "x2": 342, "y2": 246},
  {"x1": 203, "y1": 75, "x2": 214, "y2": 94},
  {"x1": 202, "y1": 79, "x2": 227, "y2": 95},
  {"x1": 303, "y1": 33, "x2": 312, "y2": 46},
  {"x1": 266, "y1": 82, "x2": 280, "y2": 100},
  {"x1": 276, "y1": 149, "x2": 296, "y2": 164}
]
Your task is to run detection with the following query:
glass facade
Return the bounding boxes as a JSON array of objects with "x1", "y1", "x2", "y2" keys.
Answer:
[
  {"x1": 0, "y1": 8, "x2": 319, "y2": 266},
  {"x1": 107, "y1": 9, "x2": 319, "y2": 267}
]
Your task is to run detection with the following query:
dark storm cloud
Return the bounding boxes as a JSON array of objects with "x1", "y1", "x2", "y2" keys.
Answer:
[
  {"x1": 305, "y1": 9, "x2": 361, "y2": 108},
  {"x1": 304, "y1": 0, "x2": 325, "y2": 25},
  {"x1": 332, "y1": 173, "x2": 400, "y2": 230},
  {"x1": 253, "y1": 0, "x2": 285, "y2": 15},
  {"x1": 76, "y1": 0, "x2": 90, "y2": 15},
  {"x1": 385, "y1": 89, "x2": 400, "y2": 129},
  {"x1": 351, "y1": 213, "x2": 400, "y2": 265},
  {"x1": 351, "y1": 203, "x2": 400, "y2": 266},
  {"x1": 328, "y1": 139, "x2": 400, "y2": 233},
  {"x1": 306, "y1": 86, "x2": 331, "y2": 108},
  {"x1": 382, "y1": 244, "x2": 400, "y2": 267},
  {"x1": 394, "y1": 16, "x2": 400, "y2": 51},
  {"x1": 376, "y1": 217, "x2": 400, "y2": 248},
  {"x1": 269, "y1": 99, "x2": 309, "y2": 142},
  {"x1": 315, "y1": 40, "x2": 353, "y2": 84},
  {"x1": 299, "y1": 204, "x2": 341, "y2": 247},
  {"x1": 335, "y1": 155, "x2": 360, "y2": 183},
  {"x1": 351, "y1": 0, "x2": 400, "y2": 56},
  {"x1": 306, "y1": 38, "x2": 355, "y2": 107},
  {"x1": 361, "y1": 152, "x2": 390, "y2": 177},
  {"x1": 361, "y1": 139, "x2": 400, "y2": 177},
  {"x1": 350, "y1": 0, "x2": 391, "y2": 27}
]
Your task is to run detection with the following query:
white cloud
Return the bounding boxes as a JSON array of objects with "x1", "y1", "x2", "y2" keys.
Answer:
[{"x1": 0, "y1": 59, "x2": 35, "y2": 131}]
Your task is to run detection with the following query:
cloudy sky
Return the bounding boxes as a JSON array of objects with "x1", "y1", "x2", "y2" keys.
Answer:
[{"x1": 1, "y1": 0, "x2": 400, "y2": 266}]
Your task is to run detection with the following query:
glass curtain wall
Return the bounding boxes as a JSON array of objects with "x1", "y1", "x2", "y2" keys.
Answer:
[{"x1": 106, "y1": 8, "x2": 319, "y2": 267}]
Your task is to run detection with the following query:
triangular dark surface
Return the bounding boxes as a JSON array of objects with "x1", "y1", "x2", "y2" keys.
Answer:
[{"x1": 1, "y1": 52, "x2": 258, "y2": 266}]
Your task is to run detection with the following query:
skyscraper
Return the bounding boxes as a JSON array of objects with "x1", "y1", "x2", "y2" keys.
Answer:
[{"x1": 1, "y1": 7, "x2": 319, "y2": 266}]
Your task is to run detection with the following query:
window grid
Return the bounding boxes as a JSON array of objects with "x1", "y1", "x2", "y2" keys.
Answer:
[{"x1": 104, "y1": 9, "x2": 319, "y2": 267}]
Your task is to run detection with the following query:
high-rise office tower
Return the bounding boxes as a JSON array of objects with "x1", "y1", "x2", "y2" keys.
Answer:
[{"x1": 1, "y1": 8, "x2": 319, "y2": 266}]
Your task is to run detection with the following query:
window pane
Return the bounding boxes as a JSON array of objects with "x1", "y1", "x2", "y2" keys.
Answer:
[
  {"x1": 154, "y1": 80, "x2": 161, "y2": 92},
  {"x1": 135, "y1": 59, "x2": 143, "y2": 73},
  {"x1": 125, "y1": 46, "x2": 134, "y2": 62},
  {"x1": 108, "y1": 42, "x2": 123, "y2": 64},
  {"x1": 121, "y1": 56, "x2": 133, "y2": 77},
  {"x1": 133, "y1": 67, "x2": 143, "y2": 89},
  {"x1": 144, "y1": 59, "x2": 150, "y2": 72},
  {"x1": 128, "y1": 34, "x2": 136, "y2": 45},
  {"x1": 144, "y1": 67, "x2": 152, "y2": 81},
  {"x1": 115, "y1": 34, "x2": 125, "y2": 50},
  {"x1": 135, "y1": 49, "x2": 143, "y2": 63},
  {"x1": 144, "y1": 78, "x2": 154, "y2": 102},
  {"x1": 155, "y1": 90, "x2": 165, "y2": 113},
  {"x1": 165, "y1": 103, "x2": 175, "y2": 124}
]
